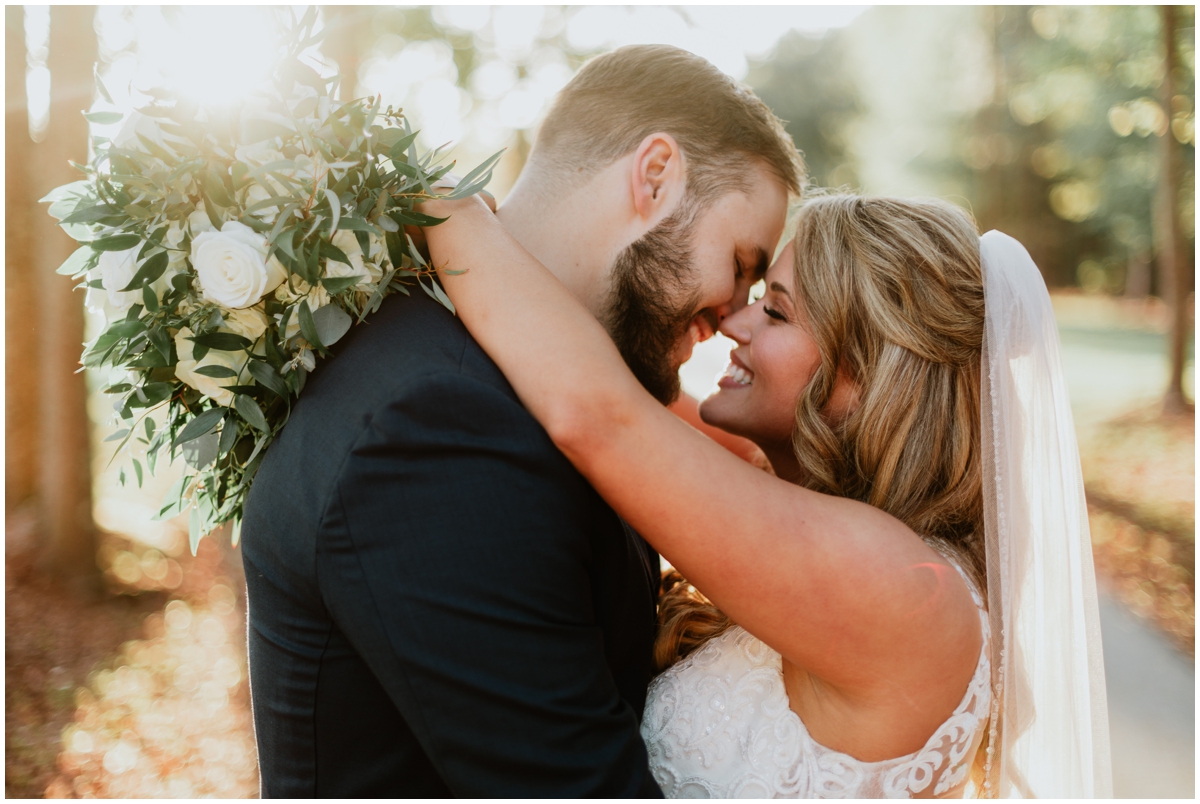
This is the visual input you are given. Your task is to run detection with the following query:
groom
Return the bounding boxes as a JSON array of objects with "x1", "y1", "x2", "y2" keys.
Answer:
[{"x1": 241, "y1": 44, "x2": 801, "y2": 797}]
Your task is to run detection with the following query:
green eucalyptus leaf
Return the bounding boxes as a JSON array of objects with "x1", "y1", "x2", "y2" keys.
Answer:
[
  {"x1": 194, "y1": 364, "x2": 239, "y2": 378},
  {"x1": 59, "y1": 203, "x2": 121, "y2": 225},
  {"x1": 189, "y1": 332, "x2": 252, "y2": 351},
  {"x1": 312, "y1": 303, "x2": 353, "y2": 346},
  {"x1": 94, "y1": 68, "x2": 114, "y2": 104},
  {"x1": 218, "y1": 420, "x2": 239, "y2": 456},
  {"x1": 235, "y1": 394, "x2": 270, "y2": 433},
  {"x1": 297, "y1": 299, "x2": 324, "y2": 351},
  {"x1": 183, "y1": 430, "x2": 219, "y2": 469},
  {"x1": 388, "y1": 131, "x2": 419, "y2": 161},
  {"x1": 56, "y1": 245, "x2": 98, "y2": 277},
  {"x1": 320, "y1": 275, "x2": 363, "y2": 294},
  {"x1": 324, "y1": 188, "x2": 341, "y2": 234},
  {"x1": 247, "y1": 359, "x2": 290, "y2": 398},
  {"x1": 335, "y1": 216, "x2": 377, "y2": 233},
  {"x1": 172, "y1": 408, "x2": 225, "y2": 447},
  {"x1": 200, "y1": 169, "x2": 233, "y2": 208},
  {"x1": 105, "y1": 319, "x2": 147, "y2": 340},
  {"x1": 154, "y1": 475, "x2": 189, "y2": 521},
  {"x1": 90, "y1": 234, "x2": 142, "y2": 252},
  {"x1": 320, "y1": 243, "x2": 352, "y2": 269},
  {"x1": 390, "y1": 209, "x2": 447, "y2": 227},
  {"x1": 142, "y1": 284, "x2": 159, "y2": 313},
  {"x1": 84, "y1": 110, "x2": 123, "y2": 125},
  {"x1": 103, "y1": 428, "x2": 131, "y2": 443},
  {"x1": 421, "y1": 278, "x2": 456, "y2": 315},
  {"x1": 147, "y1": 326, "x2": 172, "y2": 361},
  {"x1": 119, "y1": 251, "x2": 169, "y2": 292}
]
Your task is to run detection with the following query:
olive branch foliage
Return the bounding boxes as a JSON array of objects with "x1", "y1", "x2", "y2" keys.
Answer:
[{"x1": 43, "y1": 8, "x2": 500, "y2": 552}]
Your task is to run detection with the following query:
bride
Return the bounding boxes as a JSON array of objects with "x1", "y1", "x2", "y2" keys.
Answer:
[{"x1": 418, "y1": 191, "x2": 1111, "y2": 798}]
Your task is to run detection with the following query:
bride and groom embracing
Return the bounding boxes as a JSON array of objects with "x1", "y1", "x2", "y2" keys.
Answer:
[{"x1": 240, "y1": 45, "x2": 1110, "y2": 798}]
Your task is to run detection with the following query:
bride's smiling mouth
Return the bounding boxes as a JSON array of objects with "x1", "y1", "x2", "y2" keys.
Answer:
[{"x1": 718, "y1": 352, "x2": 754, "y2": 388}]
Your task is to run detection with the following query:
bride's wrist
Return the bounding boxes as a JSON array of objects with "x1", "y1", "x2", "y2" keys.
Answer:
[{"x1": 417, "y1": 193, "x2": 491, "y2": 225}]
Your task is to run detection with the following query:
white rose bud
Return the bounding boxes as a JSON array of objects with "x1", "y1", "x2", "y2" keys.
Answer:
[
  {"x1": 164, "y1": 222, "x2": 189, "y2": 272},
  {"x1": 98, "y1": 246, "x2": 141, "y2": 312},
  {"x1": 191, "y1": 221, "x2": 287, "y2": 309},
  {"x1": 188, "y1": 203, "x2": 215, "y2": 236},
  {"x1": 173, "y1": 308, "x2": 270, "y2": 407}
]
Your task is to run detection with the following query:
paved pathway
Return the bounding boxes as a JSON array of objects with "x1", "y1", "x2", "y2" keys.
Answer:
[{"x1": 1101, "y1": 593, "x2": 1195, "y2": 798}]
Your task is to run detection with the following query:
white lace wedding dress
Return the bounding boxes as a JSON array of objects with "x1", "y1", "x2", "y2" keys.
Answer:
[{"x1": 640, "y1": 564, "x2": 991, "y2": 798}]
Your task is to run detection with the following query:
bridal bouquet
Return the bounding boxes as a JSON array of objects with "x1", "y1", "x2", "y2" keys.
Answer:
[{"x1": 44, "y1": 9, "x2": 499, "y2": 550}]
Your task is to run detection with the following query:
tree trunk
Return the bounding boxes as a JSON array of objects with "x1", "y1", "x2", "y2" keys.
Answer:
[
  {"x1": 1158, "y1": 5, "x2": 1191, "y2": 415},
  {"x1": 5, "y1": 8, "x2": 41, "y2": 522},
  {"x1": 33, "y1": 6, "x2": 99, "y2": 591},
  {"x1": 324, "y1": 6, "x2": 372, "y2": 99}
]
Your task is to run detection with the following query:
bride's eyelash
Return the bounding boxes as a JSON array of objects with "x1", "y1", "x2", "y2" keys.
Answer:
[{"x1": 763, "y1": 305, "x2": 787, "y2": 322}]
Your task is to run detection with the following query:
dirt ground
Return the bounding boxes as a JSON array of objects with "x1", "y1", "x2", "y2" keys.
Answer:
[
  {"x1": 1082, "y1": 405, "x2": 1195, "y2": 656},
  {"x1": 5, "y1": 513, "x2": 258, "y2": 798},
  {"x1": 5, "y1": 511, "x2": 166, "y2": 798}
]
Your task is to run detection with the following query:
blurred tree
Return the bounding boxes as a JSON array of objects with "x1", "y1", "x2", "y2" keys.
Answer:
[
  {"x1": 322, "y1": 5, "x2": 373, "y2": 100},
  {"x1": 6, "y1": 7, "x2": 40, "y2": 518},
  {"x1": 1159, "y1": 5, "x2": 1191, "y2": 414},
  {"x1": 32, "y1": 6, "x2": 100, "y2": 592},
  {"x1": 746, "y1": 30, "x2": 863, "y2": 190},
  {"x1": 949, "y1": 6, "x2": 1195, "y2": 295}
]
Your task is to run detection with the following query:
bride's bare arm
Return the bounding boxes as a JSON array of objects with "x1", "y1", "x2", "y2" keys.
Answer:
[{"x1": 422, "y1": 197, "x2": 979, "y2": 692}]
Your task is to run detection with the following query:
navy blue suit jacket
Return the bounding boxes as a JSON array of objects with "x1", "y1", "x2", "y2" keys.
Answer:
[{"x1": 241, "y1": 289, "x2": 663, "y2": 797}]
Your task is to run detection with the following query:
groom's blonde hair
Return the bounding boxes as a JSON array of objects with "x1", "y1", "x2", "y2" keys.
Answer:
[{"x1": 527, "y1": 45, "x2": 804, "y2": 202}]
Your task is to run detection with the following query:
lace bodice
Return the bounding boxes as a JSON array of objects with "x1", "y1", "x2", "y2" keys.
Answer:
[{"x1": 640, "y1": 570, "x2": 991, "y2": 798}]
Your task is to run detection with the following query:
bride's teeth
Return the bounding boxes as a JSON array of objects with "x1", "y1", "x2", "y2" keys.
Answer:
[{"x1": 723, "y1": 363, "x2": 753, "y2": 386}]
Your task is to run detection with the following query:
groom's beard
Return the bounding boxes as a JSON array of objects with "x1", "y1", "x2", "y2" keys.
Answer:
[{"x1": 603, "y1": 206, "x2": 701, "y2": 406}]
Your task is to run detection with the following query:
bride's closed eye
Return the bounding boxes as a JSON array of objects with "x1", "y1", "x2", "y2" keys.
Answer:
[{"x1": 763, "y1": 305, "x2": 788, "y2": 322}]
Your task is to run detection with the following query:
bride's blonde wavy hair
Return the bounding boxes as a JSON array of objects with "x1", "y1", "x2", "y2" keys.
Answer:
[{"x1": 655, "y1": 194, "x2": 987, "y2": 673}]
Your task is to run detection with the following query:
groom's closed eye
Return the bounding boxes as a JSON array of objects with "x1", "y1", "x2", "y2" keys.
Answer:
[{"x1": 750, "y1": 247, "x2": 770, "y2": 281}]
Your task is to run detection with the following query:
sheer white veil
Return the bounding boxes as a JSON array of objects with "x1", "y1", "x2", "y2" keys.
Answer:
[{"x1": 978, "y1": 231, "x2": 1112, "y2": 797}]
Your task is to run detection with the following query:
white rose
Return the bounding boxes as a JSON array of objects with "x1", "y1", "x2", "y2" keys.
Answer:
[
  {"x1": 326, "y1": 230, "x2": 383, "y2": 286},
  {"x1": 191, "y1": 221, "x2": 287, "y2": 309},
  {"x1": 188, "y1": 204, "x2": 215, "y2": 236},
  {"x1": 98, "y1": 246, "x2": 141, "y2": 312},
  {"x1": 173, "y1": 308, "x2": 269, "y2": 407},
  {"x1": 221, "y1": 306, "x2": 271, "y2": 343}
]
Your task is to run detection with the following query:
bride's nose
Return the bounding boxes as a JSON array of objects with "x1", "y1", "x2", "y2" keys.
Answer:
[{"x1": 718, "y1": 302, "x2": 754, "y2": 346}]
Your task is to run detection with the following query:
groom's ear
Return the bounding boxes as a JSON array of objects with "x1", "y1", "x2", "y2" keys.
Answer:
[{"x1": 630, "y1": 132, "x2": 686, "y2": 223}]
